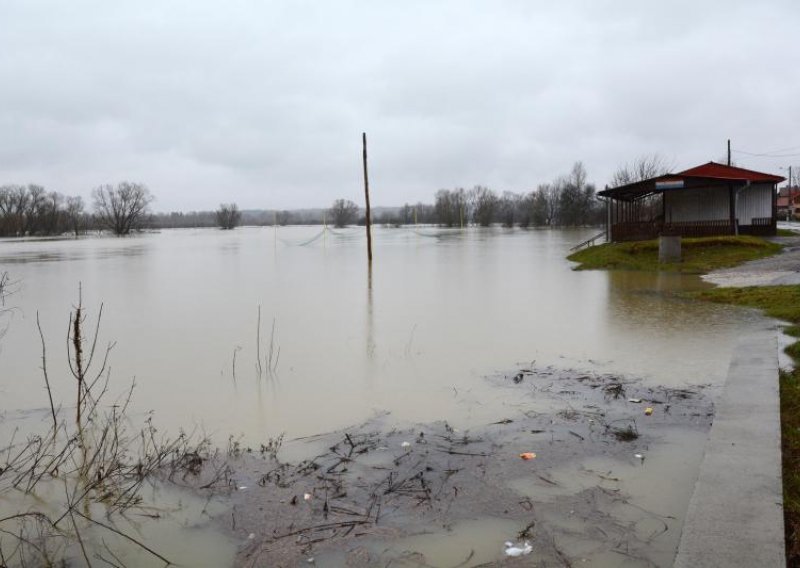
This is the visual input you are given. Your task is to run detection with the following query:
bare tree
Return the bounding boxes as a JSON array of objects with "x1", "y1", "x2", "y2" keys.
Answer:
[
  {"x1": 558, "y1": 162, "x2": 602, "y2": 226},
  {"x1": 215, "y1": 203, "x2": 242, "y2": 230},
  {"x1": 497, "y1": 191, "x2": 521, "y2": 227},
  {"x1": 23, "y1": 184, "x2": 46, "y2": 235},
  {"x1": 328, "y1": 199, "x2": 359, "y2": 227},
  {"x1": 537, "y1": 182, "x2": 562, "y2": 226},
  {"x1": 92, "y1": 182, "x2": 153, "y2": 236},
  {"x1": 468, "y1": 185, "x2": 498, "y2": 227},
  {"x1": 0, "y1": 185, "x2": 29, "y2": 236},
  {"x1": 65, "y1": 196, "x2": 85, "y2": 237},
  {"x1": 610, "y1": 154, "x2": 673, "y2": 187},
  {"x1": 434, "y1": 188, "x2": 467, "y2": 227}
]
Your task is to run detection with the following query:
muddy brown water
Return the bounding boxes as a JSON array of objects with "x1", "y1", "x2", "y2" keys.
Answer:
[{"x1": 0, "y1": 227, "x2": 768, "y2": 566}]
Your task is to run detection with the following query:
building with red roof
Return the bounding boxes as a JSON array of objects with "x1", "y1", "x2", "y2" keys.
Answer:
[
  {"x1": 598, "y1": 161, "x2": 785, "y2": 241},
  {"x1": 777, "y1": 186, "x2": 800, "y2": 220}
]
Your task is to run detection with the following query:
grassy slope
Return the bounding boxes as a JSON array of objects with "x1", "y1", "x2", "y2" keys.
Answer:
[
  {"x1": 567, "y1": 235, "x2": 781, "y2": 273},
  {"x1": 693, "y1": 286, "x2": 800, "y2": 564}
]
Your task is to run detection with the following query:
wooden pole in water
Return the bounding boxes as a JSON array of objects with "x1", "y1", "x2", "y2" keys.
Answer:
[{"x1": 362, "y1": 132, "x2": 373, "y2": 263}]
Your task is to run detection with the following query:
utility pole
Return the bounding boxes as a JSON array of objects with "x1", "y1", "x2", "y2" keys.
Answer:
[
  {"x1": 362, "y1": 132, "x2": 373, "y2": 263},
  {"x1": 727, "y1": 139, "x2": 731, "y2": 166}
]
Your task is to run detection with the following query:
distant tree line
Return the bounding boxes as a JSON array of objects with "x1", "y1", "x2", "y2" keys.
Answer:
[
  {"x1": 0, "y1": 182, "x2": 153, "y2": 237},
  {"x1": 381, "y1": 162, "x2": 604, "y2": 228},
  {"x1": 149, "y1": 208, "x2": 298, "y2": 229},
  {"x1": 2, "y1": 158, "x2": 662, "y2": 235},
  {"x1": 0, "y1": 184, "x2": 87, "y2": 237}
]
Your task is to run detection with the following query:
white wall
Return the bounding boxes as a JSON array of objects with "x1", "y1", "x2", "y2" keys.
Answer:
[
  {"x1": 735, "y1": 183, "x2": 773, "y2": 224},
  {"x1": 665, "y1": 187, "x2": 729, "y2": 222}
]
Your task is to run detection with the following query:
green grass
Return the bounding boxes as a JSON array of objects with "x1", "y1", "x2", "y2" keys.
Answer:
[
  {"x1": 568, "y1": 235, "x2": 781, "y2": 273},
  {"x1": 693, "y1": 285, "x2": 800, "y2": 564},
  {"x1": 778, "y1": 228, "x2": 799, "y2": 237}
]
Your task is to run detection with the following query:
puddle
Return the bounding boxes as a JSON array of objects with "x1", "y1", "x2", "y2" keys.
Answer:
[
  {"x1": 313, "y1": 517, "x2": 522, "y2": 567},
  {"x1": 224, "y1": 367, "x2": 713, "y2": 567}
]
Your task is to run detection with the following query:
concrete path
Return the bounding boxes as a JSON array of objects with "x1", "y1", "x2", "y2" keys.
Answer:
[
  {"x1": 674, "y1": 324, "x2": 785, "y2": 567},
  {"x1": 704, "y1": 236, "x2": 800, "y2": 287}
]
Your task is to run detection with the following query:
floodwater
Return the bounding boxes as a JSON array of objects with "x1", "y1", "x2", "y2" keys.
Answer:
[
  {"x1": 0, "y1": 226, "x2": 760, "y2": 441},
  {"x1": 0, "y1": 226, "x2": 768, "y2": 566}
]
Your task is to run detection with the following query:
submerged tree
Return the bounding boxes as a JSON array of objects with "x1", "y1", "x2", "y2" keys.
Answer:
[
  {"x1": 468, "y1": 185, "x2": 498, "y2": 227},
  {"x1": 65, "y1": 196, "x2": 86, "y2": 237},
  {"x1": 328, "y1": 199, "x2": 359, "y2": 227},
  {"x1": 216, "y1": 203, "x2": 242, "y2": 230},
  {"x1": 92, "y1": 182, "x2": 153, "y2": 235},
  {"x1": 434, "y1": 188, "x2": 467, "y2": 227},
  {"x1": 497, "y1": 191, "x2": 520, "y2": 228}
]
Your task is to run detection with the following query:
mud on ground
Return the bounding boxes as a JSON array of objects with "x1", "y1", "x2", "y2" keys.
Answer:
[{"x1": 210, "y1": 367, "x2": 714, "y2": 567}]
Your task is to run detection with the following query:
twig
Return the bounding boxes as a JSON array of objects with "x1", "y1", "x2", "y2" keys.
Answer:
[
  {"x1": 36, "y1": 312, "x2": 58, "y2": 433},
  {"x1": 73, "y1": 510, "x2": 173, "y2": 566},
  {"x1": 65, "y1": 481, "x2": 93, "y2": 567}
]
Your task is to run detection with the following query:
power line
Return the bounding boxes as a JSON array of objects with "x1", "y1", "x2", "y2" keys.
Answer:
[{"x1": 733, "y1": 145, "x2": 800, "y2": 158}]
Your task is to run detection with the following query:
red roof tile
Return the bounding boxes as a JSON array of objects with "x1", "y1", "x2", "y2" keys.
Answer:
[{"x1": 678, "y1": 161, "x2": 784, "y2": 183}]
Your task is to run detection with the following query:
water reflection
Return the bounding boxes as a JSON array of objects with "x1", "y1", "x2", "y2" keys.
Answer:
[{"x1": 366, "y1": 262, "x2": 375, "y2": 360}]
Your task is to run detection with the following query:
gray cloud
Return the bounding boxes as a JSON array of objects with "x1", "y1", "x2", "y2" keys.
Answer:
[{"x1": 1, "y1": 0, "x2": 797, "y2": 211}]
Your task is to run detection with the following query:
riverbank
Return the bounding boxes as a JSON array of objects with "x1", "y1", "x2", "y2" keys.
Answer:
[
  {"x1": 693, "y1": 284, "x2": 800, "y2": 565},
  {"x1": 567, "y1": 235, "x2": 781, "y2": 273},
  {"x1": 570, "y1": 234, "x2": 800, "y2": 565}
]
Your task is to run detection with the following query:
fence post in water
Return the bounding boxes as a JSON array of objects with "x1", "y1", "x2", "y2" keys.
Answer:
[{"x1": 362, "y1": 132, "x2": 373, "y2": 263}]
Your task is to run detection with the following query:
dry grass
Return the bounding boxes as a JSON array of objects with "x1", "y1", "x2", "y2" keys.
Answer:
[{"x1": 0, "y1": 290, "x2": 227, "y2": 566}]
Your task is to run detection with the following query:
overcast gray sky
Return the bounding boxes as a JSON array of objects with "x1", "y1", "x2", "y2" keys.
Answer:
[{"x1": 1, "y1": 1, "x2": 798, "y2": 211}]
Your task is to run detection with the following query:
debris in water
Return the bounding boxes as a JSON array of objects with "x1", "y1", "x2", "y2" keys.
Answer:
[
  {"x1": 303, "y1": 492, "x2": 313, "y2": 501},
  {"x1": 401, "y1": 441, "x2": 412, "y2": 448},
  {"x1": 248, "y1": 533, "x2": 255, "y2": 540},
  {"x1": 644, "y1": 407, "x2": 654, "y2": 416},
  {"x1": 611, "y1": 425, "x2": 639, "y2": 442},
  {"x1": 628, "y1": 398, "x2": 642, "y2": 403},
  {"x1": 504, "y1": 541, "x2": 533, "y2": 557},
  {"x1": 513, "y1": 372, "x2": 525, "y2": 384},
  {"x1": 519, "y1": 452, "x2": 537, "y2": 461},
  {"x1": 635, "y1": 453, "x2": 645, "y2": 461}
]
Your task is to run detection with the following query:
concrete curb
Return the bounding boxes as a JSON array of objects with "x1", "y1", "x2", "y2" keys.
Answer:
[{"x1": 674, "y1": 325, "x2": 785, "y2": 567}]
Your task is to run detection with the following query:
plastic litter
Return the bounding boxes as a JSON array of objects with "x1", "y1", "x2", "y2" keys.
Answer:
[
  {"x1": 519, "y1": 452, "x2": 537, "y2": 461},
  {"x1": 248, "y1": 533, "x2": 255, "y2": 540},
  {"x1": 628, "y1": 398, "x2": 642, "y2": 403},
  {"x1": 303, "y1": 492, "x2": 313, "y2": 501},
  {"x1": 644, "y1": 407, "x2": 653, "y2": 416},
  {"x1": 504, "y1": 541, "x2": 533, "y2": 557},
  {"x1": 634, "y1": 453, "x2": 644, "y2": 461},
  {"x1": 401, "y1": 441, "x2": 412, "y2": 448}
]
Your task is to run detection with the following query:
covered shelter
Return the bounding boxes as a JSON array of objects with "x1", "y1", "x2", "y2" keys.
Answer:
[{"x1": 598, "y1": 162, "x2": 784, "y2": 242}]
